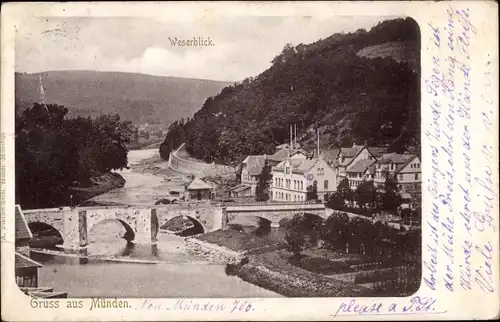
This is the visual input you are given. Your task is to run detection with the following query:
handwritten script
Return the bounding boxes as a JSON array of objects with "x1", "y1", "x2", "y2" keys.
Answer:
[
  {"x1": 425, "y1": 5, "x2": 496, "y2": 297},
  {"x1": 137, "y1": 299, "x2": 255, "y2": 314},
  {"x1": 333, "y1": 297, "x2": 445, "y2": 317}
]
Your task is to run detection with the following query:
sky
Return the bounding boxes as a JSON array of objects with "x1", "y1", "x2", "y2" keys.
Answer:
[{"x1": 16, "y1": 15, "x2": 393, "y2": 82}]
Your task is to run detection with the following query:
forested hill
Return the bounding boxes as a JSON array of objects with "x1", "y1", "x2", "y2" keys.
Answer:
[
  {"x1": 15, "y1": 71, "x2": 230, "y2": 125},
  {"x1": 159, "y1": 18, "x2": 421, "y2": 165}
]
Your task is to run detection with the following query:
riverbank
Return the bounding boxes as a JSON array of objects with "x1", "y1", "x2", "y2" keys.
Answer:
[
  {"x1": 31, "y1": 249, "x2": 162, "y2": 264},
  {"x1": 70, "y1": 172, "x2": 125, "y2": 205},
  {"x1": 187, "y1": 230, "x2": 420, "y2": 297},
  {"x1": 129, "y1": 153, "x2": 178, "y2": 177}
]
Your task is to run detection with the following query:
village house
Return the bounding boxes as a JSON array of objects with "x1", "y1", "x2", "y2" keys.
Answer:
[
  {"x1": 185, "y1": 178, "x2": 213, "y2": 201},
  {"x1": 271, "y1": 154, "x2": 337, "y2": 203},
  {"x1": 366, "y1": 153, "x2": 422, "y2": 207},
  {"x1": 336, "y1": 144, "x2": 376, "y2": 183},
  {"x1": 345, "y1": 159, "x2": 377, "y2": 189}
]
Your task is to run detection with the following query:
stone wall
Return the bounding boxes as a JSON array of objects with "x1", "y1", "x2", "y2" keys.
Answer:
[
  {"x1": 185, "y1": 238, "x2": 245, "y2": 265},
  {"x1": 168, "y1": 143, "x2": 235, "y2": 176}
]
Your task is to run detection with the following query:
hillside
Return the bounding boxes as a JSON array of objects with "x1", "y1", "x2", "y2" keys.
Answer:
[
  {"x1": 15, "y1": 70, "x2": 230, "y2": 125},
  {"x1": 357, "y1": 40, "x2": 419, "y2": 72},
  {"x1": 159, "y1": 18, "x2": 421, "y2": 165}
]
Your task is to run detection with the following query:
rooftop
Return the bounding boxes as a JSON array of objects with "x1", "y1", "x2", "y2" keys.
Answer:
[
  {"x1": 321, "y1": 148, "x2": 341, "y2": 162},
  {"x1": 348, "y1": 159, "x2": 377, "y2": 173},
  {"x1": 340, "y1": 145, "x2": 365, "y2": 158},
  {"x1": 187, "y1": 178, "x2": 212, "y2": 191},
  {"x1": 367, "y1": 146, "x2": 390, "y2": 157},
  {"x1": 15, "y1": 252, "x2": 42, "y2": 269},
  {"x1": 274, "y1": 158, "x2": 319, "y2": 174},
  {"x1": 15, "y1": 205, "x2": 33, "y2": 242},
  {"x1": 243, "y1": 155, "x2": 267, "y2": 176}
]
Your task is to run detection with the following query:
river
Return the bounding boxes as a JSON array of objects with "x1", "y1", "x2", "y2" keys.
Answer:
[{"x1": 35, "y1": 149, "x2": 279, "y2": 298}]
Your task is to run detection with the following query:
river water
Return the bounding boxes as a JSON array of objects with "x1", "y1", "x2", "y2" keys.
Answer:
[{"x1": 35, "y1": 149, "x2": 279, "y2": 298}]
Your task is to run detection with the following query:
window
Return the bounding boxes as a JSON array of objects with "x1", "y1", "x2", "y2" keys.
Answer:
[
  {"x1": 324, "y1": 180, "x2": 329, "y2": 190},
  {"x1": 415, "y1": 173, "x2": 419, "y2": 180},
  {"x1": 399, "y1": 174, "x2": 404, "y2": 181},
  {"x1": 285, "y1": 167, "x2": 290, "y2": 174},
  {"x1": 294, "y1": 180, "x2": 297, "y2": 189},
  {"x1": 300, "y1": 181, "x2": 303, "y2": 190}
]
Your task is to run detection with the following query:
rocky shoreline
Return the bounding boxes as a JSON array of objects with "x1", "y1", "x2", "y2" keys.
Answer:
[
  {"x1": 186, "y1": 237, "x2": 369, "y2": 297},
  {"x1": 185, "y1": 238, "x2": 246, "y2": 265}
]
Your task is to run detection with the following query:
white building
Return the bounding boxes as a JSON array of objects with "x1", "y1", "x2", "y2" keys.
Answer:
[
  {"x1": 271, "y1": 155, "x2": 337, "y2": 203},
  {"x1": 239, "y1": 149, "x2": 309, "y2": 196}
]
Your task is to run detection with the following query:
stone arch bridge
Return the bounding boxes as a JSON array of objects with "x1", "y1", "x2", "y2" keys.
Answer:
[{"x1": 22, "y1": 202, "x2": 326, "y2": 249}]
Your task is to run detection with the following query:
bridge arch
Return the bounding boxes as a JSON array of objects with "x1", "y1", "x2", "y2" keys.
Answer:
[
  {"x1": 88, "y1": 218, "x2": 136, "y2": 243},
  {"x1": 27, "y1": 222, "x2": 64, "y2": 249},
  {"x1": 228, "y1": 215, "x2": 272, "y2": 235},
  {"x1": 160, "y1": 215, "x2": 206, "y2": 236}
]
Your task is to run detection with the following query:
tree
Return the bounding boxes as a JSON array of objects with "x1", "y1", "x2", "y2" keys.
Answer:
[
  {"x1": 337, "y1": 178, "x2": 353, "y2": 206},
  {"x1": 306, "y1": 180, "x2": 318, "y2": 201},
  {"x1": 285, "y1": 214, "x2": 306, "y2": 258},
  {"x1": 321, "y1": 212, "x2": 349, "y2": 251},
  {"x1": 355, "y1": 180, "x2": 377, "y2": 209},
  {"x1": 382, "y1": 173, "x2": 402, "y2": 211},
  {"x1": 326, "y1": 191, "x2": 345, "y2": 210},
  {"x1": 255, "y1": 159, "x2": 273, "y2": 201},
  {"x1": 16, "y1": 103, "x2": 131, "y2": 209}
]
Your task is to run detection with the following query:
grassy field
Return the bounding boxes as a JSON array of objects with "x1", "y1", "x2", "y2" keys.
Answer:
[{"x1": 197, "y1": 229, "x2": 283, "y2": 253}]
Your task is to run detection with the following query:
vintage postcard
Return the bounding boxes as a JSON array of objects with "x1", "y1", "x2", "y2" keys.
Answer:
[{"x1": 1, "y1": 1, "x2": 498, "y2": 321}]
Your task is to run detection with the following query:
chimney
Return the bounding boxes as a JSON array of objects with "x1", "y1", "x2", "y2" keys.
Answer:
[
  {"x1": 294, "y1": 124, "x2": 297, "y2": 150},
  {"x1": 317, "y1": 127, "x2": 320, "y2": 160}
]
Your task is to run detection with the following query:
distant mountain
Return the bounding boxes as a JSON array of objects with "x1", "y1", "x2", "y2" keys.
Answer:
[
  {"x1": 159, "y1": 18, "x2": 421, "y2": 165},
  {"x1": 15, "y1": 70, "x2": 231, "y2": 125}
]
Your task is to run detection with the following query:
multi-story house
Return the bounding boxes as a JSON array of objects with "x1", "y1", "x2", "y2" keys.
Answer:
[
  {"x1": 239, "y1": 149, "x2": 308, "y2": 196},
  {"x1": 336, "y1": 144, "x2": 376, "y2": 183},
  {"x1": 366, "y1": 153, "x2": 422, "y2": 208},
  {"x1": 345, "y1": 159, "x2": 377, "y2": 189},
  {"x1": 271, "y1": 155, "x2": 337, "y2": 203}
]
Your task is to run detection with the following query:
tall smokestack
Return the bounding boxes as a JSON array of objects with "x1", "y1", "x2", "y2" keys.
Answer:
[
  {"x1": 317, "y1": 127, "x2": 320, "y2": 160},
  {"x1": 294, "y1": 124, "x2": 297, "y2": 150},
  {"x1": 290, "y1": 124, "x2": 293, "y2": 150}
]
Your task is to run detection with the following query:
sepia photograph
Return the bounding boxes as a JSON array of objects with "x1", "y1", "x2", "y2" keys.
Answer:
[{"x1": 13, "y1": 14, "x2": 422, "y2": 299}]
